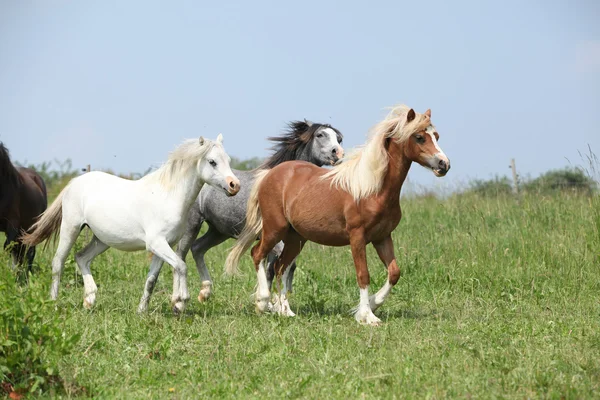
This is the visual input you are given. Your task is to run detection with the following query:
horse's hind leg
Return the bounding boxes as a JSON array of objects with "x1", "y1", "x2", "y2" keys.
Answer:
[
  {"x1": 266, "y1": 241, "x2": 283, "y2": 292},
  {"x1": 190, "y1": 224, "x2": 227, "y2": 302},
  {"x1": 267, "y1": 242, "x2": 299, "y2": 297},
  {"x1": 75, "y1": 235, "x2": 109, "y2": 309},
  {"x1": 251, "y1": 217, "x2": 289, "y2": 314},
  {"x1": 271, "y1": 232, "x2": 305, "y2": 317},
  {"x1": 50, "y1": 223, "x2": 81, "y2": 300},
  {"x1": 138, "y1": 254, "x2": 163, "y2": 313}
]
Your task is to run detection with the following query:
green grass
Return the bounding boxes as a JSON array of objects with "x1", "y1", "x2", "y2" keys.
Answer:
[{"x1": 2, "y1": 192, "x2": 599, "y2": 398}]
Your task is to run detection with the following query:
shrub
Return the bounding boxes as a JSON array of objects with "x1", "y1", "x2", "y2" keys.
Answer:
[
  {"x1": 0, "y1": 266, "x2": 80, "y2": 397},
  {"x1": 523, "y1": 168, "x2": 597, "y2": 194},
  {"x1": 468, "y1": 176, "x2": 514, "y2": 197}
]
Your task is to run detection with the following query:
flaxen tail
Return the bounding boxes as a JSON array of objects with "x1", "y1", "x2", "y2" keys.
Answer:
[
  {"x1": 224, "y1": 169, "x2": 269, "y2": 275},
  {"x1": 20, "y1": 186, "x2": 67, "y2": 248}
]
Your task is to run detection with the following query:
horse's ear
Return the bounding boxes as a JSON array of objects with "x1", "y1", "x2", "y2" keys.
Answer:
[
  {"x1": 216, "y1": 133, "x2": 223, "y2": 144},
  {"x1": 303, "y1": 118, "x2": 314, "y2": 127},
  {"x1": 406, "y1": 109, "x2": 416, "y2": 122},
  {"x1": 424, "y1": 109, "x2": 431, "y2": 118},
  {"x1": 199, "y1": 136, "x2": 205, "y2": 146}
]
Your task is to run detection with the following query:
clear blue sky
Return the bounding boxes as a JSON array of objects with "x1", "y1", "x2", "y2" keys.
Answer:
[{"x1": 1, "y1": 1, "x2": 599, "y2": 191}]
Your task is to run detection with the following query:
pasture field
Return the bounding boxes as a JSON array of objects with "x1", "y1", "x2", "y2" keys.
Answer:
[{"x1": 2, "y1": 192, "x2": 599, "y2": 398}]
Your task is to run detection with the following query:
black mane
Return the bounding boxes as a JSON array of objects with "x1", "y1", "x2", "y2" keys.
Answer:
[
  {"x1": 262, "y1": 121, "x2": 342, "y2": 169},
  {"x1": 0, "y1": 142, "x2": 20, "y2": 188}
]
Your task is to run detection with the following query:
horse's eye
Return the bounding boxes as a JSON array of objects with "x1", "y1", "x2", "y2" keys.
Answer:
[
  {"x1": 415, "y1": 135, "x2": 425, "y2": 144},
  {"x1": 317, "y1": 133, "x2": 323, "y2": 138},
  {"x1": 209, "y1": 160, "x2": 217, "y2": 167}
]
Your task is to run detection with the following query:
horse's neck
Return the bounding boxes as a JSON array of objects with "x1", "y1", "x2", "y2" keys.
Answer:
[
  {"x1": 296, "y1": 146, "x2": 320, "y2": 166},
  {"x1": 379, "y1": 140, "x2": 411, "y2": 202},
  {"x1": 151, "y1": 167, "x2": 203, "y2": 211},
  {"x1": 177, "y1": 172, "x2": 204, "y2": 210}
]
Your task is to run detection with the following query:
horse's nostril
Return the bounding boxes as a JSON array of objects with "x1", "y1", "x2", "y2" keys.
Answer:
[
  {"x1": 438, "y1": 159, "x2": 447, "y2": 170},
  {"x1": 332, "y1": 148, "x2": 337, "y2": 155},
  {"x1": 229, "y1": 181, "x2": 235, "y2": 189}
]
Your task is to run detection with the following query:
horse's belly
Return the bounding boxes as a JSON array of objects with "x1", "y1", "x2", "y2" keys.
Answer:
[
  {"x1": 91, "y1": 226, "x2": 146, "y2": 251},
  {"x1": 289, "y1": 216, "x2": 349, "y2": 247}
]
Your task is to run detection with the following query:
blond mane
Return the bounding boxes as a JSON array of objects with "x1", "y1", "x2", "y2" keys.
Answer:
[
  {"x1": 144, "y1": 138, "x2": 217, "y2": 189},
  {"x1": 322, "y1": 105, "x2": 430, "y2": 201}
]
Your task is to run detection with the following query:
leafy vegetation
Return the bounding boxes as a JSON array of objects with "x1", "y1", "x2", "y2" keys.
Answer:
[
  {"x1": 230, "y1": 156, "x2": 264, "y2": 171},
  {"x1": 466, "y1": 167, "x2": 597, "y2": 197},
  {"x1": 0, "y1": 266, "x2": 81, "y2": 397}
]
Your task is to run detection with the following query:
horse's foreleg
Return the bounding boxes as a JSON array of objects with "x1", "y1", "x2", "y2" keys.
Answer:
[
  {"x1": 4, "y1": 227, "x2": 19, "y2": 269},
  {"x1": 350, "y1": 231, "x2": 381, "y2": 325},
  {"x1": 138, "y1": 255, "x2": 164, "y2": 313},
  {"x1": 148, "y1": 239, "x2": 189, "y2": 314},
  {"x1": 25, "y1": 245, "x2": 35, "y2": 273},
  {"x1": 175, "y1": 204, "x2": 203, "y2": 262},
  {"x1": 370, "y1": 236, "x2": 400, "y2": 312},
  {"x1": 190, "y1": 225, "x2": 227, "y2": 302},
  {"x1": 75, "y1": 235, "x2": 109, "y2": 309}
]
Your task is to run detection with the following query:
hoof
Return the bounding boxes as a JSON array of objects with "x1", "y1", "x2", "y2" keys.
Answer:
[
  {"x1": 354, "y1": 309, "x2": 382, "y2": 326},
  {"x1": 272, "y1": 295, "x2": 295, "y2": 317},
  {"x1": 172, "y1": 301, "x2": 185, "y2": 315},
  {"x1": 197, "y1": 281, "x2": 212, "y2": 303},
  {"x1": 83, "y1": 293, "x2": 96, "y2": 309},
  {"x1": 255, "y1": 297, "x2": 269, "y2": 314}
]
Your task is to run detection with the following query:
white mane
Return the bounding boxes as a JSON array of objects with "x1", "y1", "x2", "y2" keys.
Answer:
[
  {"x1": 144, "y1": 139, "x2": 217, "y2": 189},
  {"x1": 322, "y1": 105, "x2": 430, "y2": 201}
]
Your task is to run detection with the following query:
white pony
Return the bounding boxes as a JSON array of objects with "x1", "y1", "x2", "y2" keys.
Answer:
[{"x1": 21, "y1": 135, "x2": 240, "y2": 313}]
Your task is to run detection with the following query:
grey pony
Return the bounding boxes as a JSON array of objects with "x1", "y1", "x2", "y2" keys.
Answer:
[{"x1": 177, "y1": 120, "x2": 344, "y2": 303}]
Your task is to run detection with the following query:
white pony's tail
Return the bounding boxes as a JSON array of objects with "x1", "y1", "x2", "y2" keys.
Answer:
[
  {"x1": 224, "y1": 169, "x2": 269, "y2": 275},
  {"x1": 20, "y1": 185, "x2": 68, "y2": 247}
]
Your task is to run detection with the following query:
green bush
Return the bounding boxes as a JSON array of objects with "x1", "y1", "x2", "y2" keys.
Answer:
[
  {"x1": 524, "y1": 167, "x2": 597, "y2": 194},
  {"x1": 468, "y1": 176, "x2": 514, "y2": 197},
  {"x1": 0, "y1": 266, "x2": 80, "y2": 396},
  {"x1": 464, "y1": 168, "x2": 597, "y2": 197}
]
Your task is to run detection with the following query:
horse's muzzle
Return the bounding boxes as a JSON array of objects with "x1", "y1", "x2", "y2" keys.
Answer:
[{"x1": 225, "y1": 176, "x2": 241, "y2": 196}]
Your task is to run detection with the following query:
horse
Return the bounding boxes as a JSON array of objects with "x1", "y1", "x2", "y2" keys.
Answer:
[
  {"x1": 0, "y1": 143, "x2": 47, "y2": 272},
  {"x1": 168, "y1": 120, "x2": 344, "y2": 306},
  {"x1": 225, "y1": 106, "x2": 450, "y2": 325},
  {"x1": 21, "y1": 135, "x2": 240, "y2": 313}
]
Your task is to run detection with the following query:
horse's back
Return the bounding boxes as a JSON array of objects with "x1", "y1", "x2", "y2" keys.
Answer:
[{"x1": 261, "y1": 161, "x2": 350, "y2": 246}]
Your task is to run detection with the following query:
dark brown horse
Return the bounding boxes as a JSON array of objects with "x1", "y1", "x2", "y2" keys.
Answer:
[
  {"x1": 225, "y1": 106, "x2": 450, "y2": 325},
  {"x1": 0, "y1": 143, "x2": 47, "y2": 271}
]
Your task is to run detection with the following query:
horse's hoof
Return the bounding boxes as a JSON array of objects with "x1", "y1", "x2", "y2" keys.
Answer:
[
  {"x1": 354, "y1": 309, "x2": 382, "y2": 326},
  {"x1": 172, "y1": 301, "x2": 185, "y2": 315},
  {"x1": 197, "y1": 286, "x2": 211, "y2": 303},
  {"x1": 255, "y1": 299, "x2": 268, "y2": 314},
  {"x1": 83, "y1": 293, "x2": 96, "y2": 309}
]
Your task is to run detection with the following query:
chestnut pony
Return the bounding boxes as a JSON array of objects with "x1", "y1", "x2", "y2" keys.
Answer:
[{"x1": 225, "y1": 106, "x2": 450, "y2": 325}]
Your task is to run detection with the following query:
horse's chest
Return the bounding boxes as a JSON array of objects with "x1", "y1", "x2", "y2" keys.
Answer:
[{"x1": 364, "y1": 206, "x2": 401, "y2": 241}]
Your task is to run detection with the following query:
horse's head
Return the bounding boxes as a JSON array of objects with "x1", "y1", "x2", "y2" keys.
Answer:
[
  {"x1": 403, "y1": 109, "x2": 450, "y2": 177},
  {"x1": 197, "y1": 134, "x2": 240, "y2": 196},
  {"x1": 307, "y1": 121, "x2": 345, "y2": 166}
]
